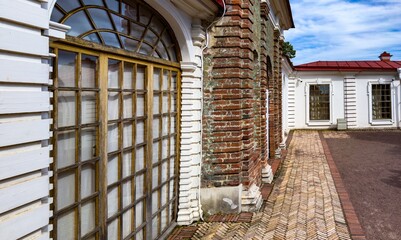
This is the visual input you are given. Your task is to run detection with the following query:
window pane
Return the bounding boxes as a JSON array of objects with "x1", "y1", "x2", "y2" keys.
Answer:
[
  {"x1": 122, "y1": 181, "x2": 132, "y2": 207},
  {"x1": 122, "y1": 209, "x2": 132, "y2": 238},
  {"x1": 122, "y1": 153, "x2": 132, "y2": 177},
  {"x1": 51, "y1": 7, "x2": 64, "y2": 23},
  {"x1": 108, "y1": 123, "x2": 119, "y2": 153},
  {"x1": 162, "y1": 139, "x2": 168, "y2": 159},
  {"x1": 143, "y1": 30, "x2": 157, "y2": 46},
  {"x1": 153, "y1": 118, "x2": 160, "y2": 139},
  {"x1": 123, "y1": 123, "x2": 133, "y2": 148},
  {"x1": 108, "y1": 92, "x2": 119, "y2": 120},
  {"x1": 58, "y1": 0, "x2": 81, "y2": 12},
  {"x1": 58, "y1": 51, "x2": 76, "y2": 87},
  {"x1": 137, "y1": 94, "x2": 145, "y2": 117},
  {"x1": 81, "y1": 201, "x2": 96, "y2": 236},
  {"x1": 108, "y1": 59, "x2": 120, "y2": 88},
  {"x1": 81, "y1": 128, "x2": 96, "y2": 161},
  {"x1": 108, "y1": 219, "x2": 118, "y2": 240},
  {"x1": 152, "y1": 141, "x2": 159, "y2": 164},
  {"x1": 82, "y1": 0, "x2": 104, "y2": 6},
  {"x1": 123, "y1": 3, "x2": 137, "y2": 20},
  {"x1": 107, "y1": 187, "x2": 119, "y2": 217},
  {"x1": 122, "y1": 37, "x2": 139, "y2": 52},
  {"x1": 123, "y1": 62, "x2": 134, "y2": 89},
  {"x1": 138, "y1": 43, "x2": 153, "y2": 56},
  {"x1": 83, "y1": 33, "x2": 101, "y2": 44},
  {"x1": 130, "y1": 23, "x2": 145, "y2": 40},
  {"x1": 136, "y1": 66, "x2": 146, "y2": 90},
  {"x1": 81, "y1": 55, "x2": 97, "y2": 88},
  {"x1": 135, "y1": 201, "x2": 144, "y2": 227},
  {"x1": 156, "y1": 41, "x2": 168, "y2": 60},
  {"x1": 57, "y1": 171, "x2": 76, "y2": 210},
  {"x1": 108, "y1": 155, "x2": 119, "y2": 184},
  {"x1": 111, "y1": 14, "x2": 129, "y2": 34},
  {"x1": 58, "y1": 91, "x2": 76, "y2": 127},
  {"x1": 105, "y1": 0, "x2": 119, "y2": 12},
  {"x1": 123, "y1": 94, "x2": 133, "y2": 118},
  {"x1": 88, "y1": 8, "x2": 113, "y2": 29},
  {"x1": 81, "y1": 164, "x2": 96, "y2": 198},
  {"x1": 309, "y1": 84, "x2": 330, "y2": 120},
  {"x1": 65, "y1": 11, "x2": 93, "y2": 37},
  {"x1": 162, "y1": 94, "x2": 168, "y2": 113},
  {"x1": 138, "y1": 5, "x2": 151, "y2": 24},
  {"x1": 136, "y1": 121, "x2": 145, "y2": 144},
  {"x1": 57, "y1": 210, "x2": 75, "y2": 240},
  {"x1": 372, "y1": 84, "x2": 392, "y2": 120},
  {"x1": 101, "y1": 32, "x2": 121, "y2": 48},
  {"x1": 57, "y1": 131, "x2": 76, "y2": 169},
  {"x1": 153, "y1": 93, "x2": 160, "y2": 114},
  {"x1": 82, "y1": 91, "x2": 97, "y2": 124},
  {"x1": 135, "y1": 147, "x2": 145, "y2": 171}
]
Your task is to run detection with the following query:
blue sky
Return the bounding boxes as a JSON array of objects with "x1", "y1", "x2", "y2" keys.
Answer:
[{"x1": 285, "y1": 0, "x2": 401, "y2": 65}]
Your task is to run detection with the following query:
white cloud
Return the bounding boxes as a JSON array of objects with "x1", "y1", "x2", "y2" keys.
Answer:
[{"x1": 285, "y1": 0, "x2": 401, "y2": 65}]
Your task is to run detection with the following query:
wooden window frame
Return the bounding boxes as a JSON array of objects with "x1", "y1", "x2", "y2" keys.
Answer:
[
  {"x1": 50, "y1": 42, "x2": 181, "y2": 240},
  {"x1": 368, "y1": 82, "x2": 394, "y2": 125},
  {"x1": 305, "y1": 83, "x2": 332, "y2": 126}
]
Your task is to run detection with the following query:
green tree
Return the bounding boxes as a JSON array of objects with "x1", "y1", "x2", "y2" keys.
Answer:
[{"x1": 283, "y1": 41, "x2": 296, "y2": 59}]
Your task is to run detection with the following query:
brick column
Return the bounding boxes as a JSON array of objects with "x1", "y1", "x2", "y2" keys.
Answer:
[
  {"x1": 268, "y1": 29, "x2": 283, "y2": 159},
  {"x1": 201, "y1": 0, "x2": 263, "y2": 214},
  {"x1": 260, "y1": 1, "x2": 274, "y2": 183}
]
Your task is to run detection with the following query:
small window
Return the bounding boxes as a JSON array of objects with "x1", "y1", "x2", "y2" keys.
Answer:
[
  {"x1": 309, "y1": 84, "x2": 330, "y2": 121},
  {"x1": 372, "y1": 84, "x2": 392, "y2": 120}
]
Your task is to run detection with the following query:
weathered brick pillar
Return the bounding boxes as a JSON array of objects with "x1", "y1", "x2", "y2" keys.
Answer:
[
  {"x1": 201, "y1": 0, "x2": 263, "y2": 214},
  {"x1": 260, "y1": 1, "x2": 274, "y2": 183},
  {"x1": 268, "y1": 29, "x2": 283, "y2": 158}
]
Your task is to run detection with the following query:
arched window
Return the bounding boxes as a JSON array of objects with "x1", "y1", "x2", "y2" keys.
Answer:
[{"x1": 51, "y1": 0, "x2": 179, "y2": 62}]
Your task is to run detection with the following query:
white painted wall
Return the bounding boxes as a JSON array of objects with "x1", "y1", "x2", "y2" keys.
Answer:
[
  {"x1": 0, "y1": 2, "x2": 207, "y2": 240},
  {"x1": 0, "y1": 0, "x2": 51, "y2": 239},
  {"x1": 290, "y1": 71, "x2": 401, "y2": 130}
]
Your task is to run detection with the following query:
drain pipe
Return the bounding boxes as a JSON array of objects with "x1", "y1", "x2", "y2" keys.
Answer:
[{"x1": 198, "y1": 0, "x2": 226, "y2": 221}]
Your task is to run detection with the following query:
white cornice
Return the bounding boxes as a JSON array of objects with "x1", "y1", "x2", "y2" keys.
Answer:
[
  {"x1": 170, "y1": 0, "x2": 219, "y2": 20},
  {"x1": 270, "y1": 0, "x2": 294, "y2": 30}
]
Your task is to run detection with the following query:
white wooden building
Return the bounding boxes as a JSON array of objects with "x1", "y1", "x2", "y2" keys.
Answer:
[
  {"x1": 284, "y1": 52, "x2": 401, "y2": 130},
  {"x1": 0, "y1": 0, "x2": 223, "y2": 239}
]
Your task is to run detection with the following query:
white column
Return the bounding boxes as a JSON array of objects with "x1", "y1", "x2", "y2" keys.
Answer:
[{"x1": 177, "y1": 19, "x2": 205, "y2": 225}]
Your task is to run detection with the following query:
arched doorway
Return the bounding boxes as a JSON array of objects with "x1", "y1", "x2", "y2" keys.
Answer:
[{"x1": 50, "y1": 0, "x2": 181, "y2": 239}]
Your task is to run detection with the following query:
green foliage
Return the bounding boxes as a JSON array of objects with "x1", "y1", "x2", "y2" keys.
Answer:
[{"x1": 283, "y1": 41, "x2": 296, "y2": 59}]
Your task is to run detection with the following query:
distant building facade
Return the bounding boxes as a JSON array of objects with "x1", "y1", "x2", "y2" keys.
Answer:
[
  {"x1": 285, "y1": 52, "x2": 401, "y2": 132},
  {"x1": 0, "y1": 0, "x2": 293, "y2": 239}
]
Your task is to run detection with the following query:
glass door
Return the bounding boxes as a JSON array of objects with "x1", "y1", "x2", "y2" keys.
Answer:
[{"x1": 51, "y1": 43, "x2": 180, "y2": 240}]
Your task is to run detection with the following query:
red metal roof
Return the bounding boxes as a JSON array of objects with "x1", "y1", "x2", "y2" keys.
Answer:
[{"x1": 295, "y1": 60, "x2": 401, "y2": 72}]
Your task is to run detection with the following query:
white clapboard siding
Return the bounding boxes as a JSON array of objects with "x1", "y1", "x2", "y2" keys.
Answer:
[
  {"x1": 0, "y1": 91, "x2": 49, "y2": 114},
  {"x1": 0, "y1": 27, "x2": 48, "y2": 56},
  {"x1": 20, "y1": 229, "x2": 49, "y2": 240},
  {"x1": 0, "y1": 147, "x2": 49, "y2": 180},
  {"x1": 0, "y1": 0, "x2": 51, "y2": 239},
  {"x1": 0, "y1": 59, "x2": 49, "y2": 84},
  {"x1": 0, "y1": 119, "x2": 50, "y2": 147},
  {"x1": 0, "y1": 203, "x2": 49, "y2": 240},
  {"x1": 0, "y1": 176, "x2": 48, "y2": 214},
  {"x1": 0, "y1": 0, "x2": 48, "y2": 29}
]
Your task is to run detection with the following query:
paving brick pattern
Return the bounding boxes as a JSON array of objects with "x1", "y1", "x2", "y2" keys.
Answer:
[
  {"x1": 322, "y1": 131, "x2": 351, "y2": 139},
  {"x1": 169, "y1": 131, "x2": 352, "y2": 239}
]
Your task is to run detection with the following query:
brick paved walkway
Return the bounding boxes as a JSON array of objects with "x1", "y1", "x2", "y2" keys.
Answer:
[{"x1": 170, "y1": 131, "x2": 352, "y2": 239}]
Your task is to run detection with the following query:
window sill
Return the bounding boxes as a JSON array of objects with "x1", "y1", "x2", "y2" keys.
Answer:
[
  {"x1": 370, "y1": 120, "x2": 394, "y2": 126},
  {"x1": 307, "y1": 120, "x2": 331, "y2": 126}
]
